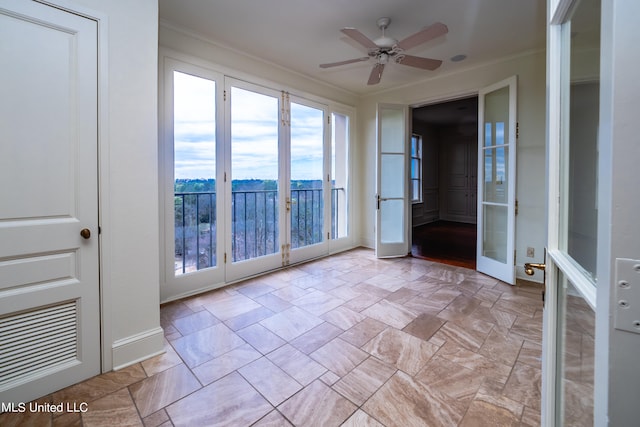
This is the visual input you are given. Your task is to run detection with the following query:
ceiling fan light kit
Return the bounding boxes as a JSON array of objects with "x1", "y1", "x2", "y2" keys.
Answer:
[{"x1": 320, "y1": 17, "x2": 448, "y2": 85}]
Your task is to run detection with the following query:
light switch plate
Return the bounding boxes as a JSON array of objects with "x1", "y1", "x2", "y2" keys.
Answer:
[{"x1": 614, "y1": 258, "x2": 640, "y2": 334}]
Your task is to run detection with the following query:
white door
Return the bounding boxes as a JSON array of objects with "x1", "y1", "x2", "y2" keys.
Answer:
[
  {"x1": 287, "y1": 96, "x2": 330, "y2": 264},
  {"x1": 225, "y1": 80, "x2": 285, "y2": 282},
  {"x1": 375, "y1": 104, "x2": 410, "y2": 258},
  {"x1": 476, "y1": 76, "x2": 517, "y2": 284},
  {"x1": 0, "y1": 1, "x2": 100, "y2": 403},
  {"x1": 542, "y1": 0, "x2": 600, "y2": 424}
]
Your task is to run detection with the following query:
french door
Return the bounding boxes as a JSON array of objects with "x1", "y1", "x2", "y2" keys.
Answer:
[
  {"x1": 375, "y1": 104, "x2": 410, "y2": 258},
  {"x1": 161, "y1": 59, "x2": 348, "y2": 300},
  {"x1": 476, "y1": 76, "x2": 518, "y2": 284},
  {"x1": 542, "y1": 0, "x2": 600, "y2": 424}
]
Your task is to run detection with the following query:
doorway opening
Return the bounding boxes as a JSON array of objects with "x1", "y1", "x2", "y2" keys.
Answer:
[{"x1": 410, "y1": 96, "x2": 479, "y2": 269}]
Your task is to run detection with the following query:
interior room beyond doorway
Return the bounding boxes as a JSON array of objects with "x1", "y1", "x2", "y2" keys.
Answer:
[{"x1": 410, "y1": 96, "x2": 479, "y2": 270}]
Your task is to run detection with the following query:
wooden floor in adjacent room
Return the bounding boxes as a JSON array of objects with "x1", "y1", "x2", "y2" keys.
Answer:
[{"x1": 412, "y1": 220, "x2": 477, "y2": 270}]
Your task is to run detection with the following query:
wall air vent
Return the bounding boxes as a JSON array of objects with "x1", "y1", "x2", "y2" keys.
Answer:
[{"x1": 0, "y1": 301, "x2": 78, "y2": 388}]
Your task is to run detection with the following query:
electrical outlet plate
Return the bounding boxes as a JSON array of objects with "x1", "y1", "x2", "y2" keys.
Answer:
[
  {"x1": 614, "y1": 258, "x2": 640, "y2": 334},
  {"x1": 526, "y1": 247, "x2": 535, "y2": 258}
]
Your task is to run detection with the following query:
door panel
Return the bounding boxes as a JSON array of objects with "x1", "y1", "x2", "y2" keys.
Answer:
[
  {"x1": 225, "y1": 81, "x2": 284, "y2": 282},
  {"x1": 288, "y1": 97, "x2": 330, "y2": 264},
  {"x1": 543, "y1": 0, "x2": 600, "y2": 424},
  {"x1": 476, "y1": 76, "x2": 517, "y2": 284},
  {"x1": 376, "y1": 104, "x2": 409, "y2": 257},
  {"x1": 0, "y1": 1, "x2": 99, "y2": 403}
]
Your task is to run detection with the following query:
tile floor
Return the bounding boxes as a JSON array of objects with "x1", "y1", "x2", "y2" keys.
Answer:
[{"x1": 1, "y1": 248, "x2": 544, "y2": 426}]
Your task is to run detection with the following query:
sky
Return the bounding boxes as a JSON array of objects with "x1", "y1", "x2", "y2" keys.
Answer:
[{"x1": 173, "y1": 71, "x2": 324, "y2": 181}]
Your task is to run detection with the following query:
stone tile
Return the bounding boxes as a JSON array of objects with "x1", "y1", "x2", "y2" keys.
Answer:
[
  {"x1": 431, "y1": 319, "x2": 490, "y2": 352},
  {"x1": 518, "y1": 340, "x2": 542, "y2": 368},
  {"x1": 361, "y1": 299, "x2": 418, "y2": 329},
  {"x1": 252, "y1": 410, "x2": 293, "y2": 426},
  {"x1": 171, "y1": 323, "x2": 246, "y2": 368},
  {"x1": 237, "y1": 323, "x2": 286, "y2": 354},
  {"x1": 82, "y1": 388, "x2": 142, "y2": 427},
  {"x1": 363, "y1": 371, "x2": 467, "y2": 427},
  {"x1": 141, "y1": 340, "x2": 183, "y2": 377},
  {"x1": 341, "y1": 410, "x2": 385, "y2": 427},
  {"x1": 459, "y1": 382, "x2": 523, "y2": 427},
  {"x1": 415, "y1": 356, "x2": 484, "y2": 403},
  {"x1": 253, "y1": 293, "x2": 292, "y2": 312},
  {"x1": 202, "y1": 293, "x2": 263, "y2": 320},
  {"x1": 52, "y1": 364, "x2": 147, "y2": 406},
  {"x1": 521, "y1": 406, "x2": 542, "y2": 426},
  {"x1": 479, "y1": 329, "x2": 523, "y2": 367},
  {"x1": 278, "y1": 380, "x2": 357, "y2": 426},
  {"x1": 343, "y1": 293, "x2": 381, "y2": 312},
  {"x1": 402, "y1": 313, "x2": 445, "y2": 341},
  {"x1": 436, "y1": 341, "x2": 513, "y2": 384},
  {"x1": 192, "y1": 343, "x2": 261, "y2": 385},
  {"x1": 509, "y1": 315, "x2": 543, "y2": 343},
  {"x1": 493, "y1": 294, "x2": 539, "y2": 318},
  {"x1": 339, "y1": 317, "x2": 387, "y2": 347},
  {"x1": 310, "y1": 338, "x2": 369, "y2": 377},
  {"x1": 259, "y1": 306, "x2": 324, "y2": 341},
  {"x1": 129, "y1": 364, "x2": 201, "y2": 418},
  {"x1": 271, "y1": 285, "x2": 310, "y2": 302},
  {"x1": 289, "y1": 321, "x2": 343, "y2": 354},
  {"x1": 142, "y1": 409, "x2": 170, "y2": 427},
  {"x1": 171, "y1": 310, "x2": 219, "y2": 336},
  {"x1": 471, "y1": 305, "x2": 517, "y2": 329},
  {"x1": 321, "y1": 305, "x2": 366, "y2": 330},
  {"x1": 223, "y1": 306, "x2": 275, "y2": 331},
  {"x1": 290, "y1": 290, "x2": 345, "y2": 316},
  {"x1": 166, "y1": 372, "x2": 272, "y2": 426},
  {"x1": 267, "y1": 344, "x2": 327, "y2": 386},
  {"x1": 503, "y1": 362, "x2": 542, "y2": 410},
  {"x1": 332, "y1": 357, "x2": 396, "y2": 405},
  {"x1": 362, "y1": 328, "x2": 438, "y2": 375},
  {"x1": 236, "y1": 280, "x2": 276, "y2": 298},
  {"x1": 238, "y1": 357, "x2": 302, "y2": 406},
  {"x1": 319, "y1": 370, "x2": 341, "y2": 386}
]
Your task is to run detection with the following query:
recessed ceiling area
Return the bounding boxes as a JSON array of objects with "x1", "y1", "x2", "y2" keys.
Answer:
[
  {"x1": 159, "y1": 0, "x2": 546, "y2": 95},
  {"x1": 413, "y1": 96, "x2": 478, "y2": 127}
]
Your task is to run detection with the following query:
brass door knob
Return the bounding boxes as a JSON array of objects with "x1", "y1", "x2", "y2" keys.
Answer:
[
  {"x1": 80, "y1": 228, "x2": 91, "y2": 239},
  {"x1": 524, "y1": 262, "x2": 545, "y2": 276}
]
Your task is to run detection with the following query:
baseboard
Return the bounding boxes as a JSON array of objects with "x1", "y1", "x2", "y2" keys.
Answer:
[{"x1": 111, "y1": 327, "x2": 165, "y2": 370}]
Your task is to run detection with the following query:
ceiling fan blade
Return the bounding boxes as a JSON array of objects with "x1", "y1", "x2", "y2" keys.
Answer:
[
  {"x1": 341, "y1": 27, "x2": 378, "y2": 50},
  {"x1": 319, "y1": 57, "x2": 370, "y2": 68},
  {"x1": 396, "y1": 22, "x2": 448, "y2": 51},
  {"x1": 395, "y1": 54, "x2": 443, "y2": 70},
  {"x1": 367, "y1": 63, "x2": 385, "y2": 85}
]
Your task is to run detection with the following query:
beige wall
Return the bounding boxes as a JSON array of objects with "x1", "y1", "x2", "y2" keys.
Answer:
[{"x1": 357, "y1": 51, "x2": 547, "y2": 281}]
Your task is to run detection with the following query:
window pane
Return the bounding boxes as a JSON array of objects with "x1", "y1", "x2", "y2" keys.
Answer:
[
  {"x1": 483, "y1": 204, "x2": 507, "y2": 263},
  {"x1": 290, "y1": 102, "x2": 324, "y2": 249},
  {"x1": 173, "y1": 71, "x2": 216, "y2": 275},
  {"x1": 331, "y1": 113, "x2": 349, "y2": 239},
  {"x1": 483, "y1": 146, "x2": 508, "y2": 203},
  {"x1": 230, "y1": 86, "x2": 279, "y2": 262}
]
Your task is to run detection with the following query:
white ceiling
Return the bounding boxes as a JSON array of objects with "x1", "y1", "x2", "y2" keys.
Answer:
[{"x1": 159, "y1": 0, "x2": 546, "y2": 96}]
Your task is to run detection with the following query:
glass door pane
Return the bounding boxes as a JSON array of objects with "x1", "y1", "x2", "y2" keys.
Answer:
[
  {"x1": 331, "y1": 112, "x2": 349, "y2": 240},
  {"x1": 376, "y1": 104, "x2": 408, "y2": 257},
  {"x1": 290, "y1": 102, "x2": 324, "y2": 249},
  {"x1": 476, "y1": 77, "x2": 517, "y2": 284},
  {"x1": 556, "y1": 271, "x2": 595, "y2": 426},
  {"x1": 230, "y1": 86, "x2": 280, "y2": 262},
  {"x1": 173, "y1": 71, "x2": 217, "y2": 275}
]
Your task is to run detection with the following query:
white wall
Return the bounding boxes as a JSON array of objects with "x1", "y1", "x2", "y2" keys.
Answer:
[
  {"x1": 66, "y1": 0, "x2": 163, "y2": 370},
  {"x1": 357, "y1": 51, "x2": 547, "y2": 281}
]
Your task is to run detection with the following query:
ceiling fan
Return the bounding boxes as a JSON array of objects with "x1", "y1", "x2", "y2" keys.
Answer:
[{"x1": 320, "y1": 17, "x2": 448, "y2": 85}]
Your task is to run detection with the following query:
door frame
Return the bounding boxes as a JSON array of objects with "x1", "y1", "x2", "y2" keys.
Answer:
[{"x1": 38, "y1": 0, "x2": 112, "y2": 373}]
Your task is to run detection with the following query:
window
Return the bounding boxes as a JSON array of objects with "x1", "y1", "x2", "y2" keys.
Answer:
[{"x1": 410, "y1": 134, "x2": 422, "y2": 203}]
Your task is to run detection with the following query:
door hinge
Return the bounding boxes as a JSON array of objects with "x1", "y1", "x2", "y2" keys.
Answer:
[
  {"x1": 327, "y1": 232, "x2": 330, "y2": 240},
  {"x1": 516, "y1": 122, "x2": 519, "y2": 140},
  {"x1": 515, "y1": 199, "x2": 519, "y2": 215},
  {"x1": 98, "y1": 226, "x2": 102, "y2": 235},
  {"x1": 224, "y1": 252, "x2": 227, "y2": 263},
  {"x1": 224, "y1": 90, "x2": 227, "y2": 101},
  {"x1": 327, "y1": 115, "x2": 330, "y2": 125}
]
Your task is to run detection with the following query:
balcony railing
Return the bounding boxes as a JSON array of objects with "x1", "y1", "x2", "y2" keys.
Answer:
[{"x1": 174, "y1": 187, "x2": 345, "y2": 274}]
